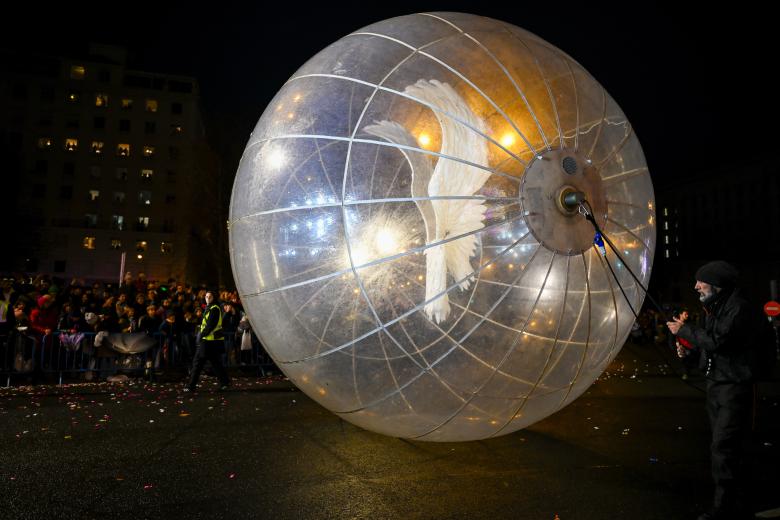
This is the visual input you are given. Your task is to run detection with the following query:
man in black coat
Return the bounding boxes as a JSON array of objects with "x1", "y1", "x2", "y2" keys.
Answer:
[{"x1": 667, "y1": 261, "x2": 757, "y2": 520}]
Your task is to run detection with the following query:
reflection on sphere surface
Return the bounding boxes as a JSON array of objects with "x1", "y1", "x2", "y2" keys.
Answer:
[{"x1": 229, "y1": 12, "x2": 655, "y2": 441}]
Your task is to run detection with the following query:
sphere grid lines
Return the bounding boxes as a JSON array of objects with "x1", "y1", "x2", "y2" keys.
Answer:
[{"x1": 229, "y1": 12, "x2": 655, "y2": 440}]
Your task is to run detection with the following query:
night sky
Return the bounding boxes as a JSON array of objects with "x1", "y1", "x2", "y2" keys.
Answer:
[{"x1": 3, "y1": 1, "x2": 773, "y2": 185}]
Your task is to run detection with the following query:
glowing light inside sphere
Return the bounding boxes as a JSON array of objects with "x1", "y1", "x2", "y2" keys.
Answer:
[
  {"x1": 229, "y1": 12, "x2": 655, "y2": 441},
  {"x1": 499, "y1": 133, "x2": 516, "y2": 148}
]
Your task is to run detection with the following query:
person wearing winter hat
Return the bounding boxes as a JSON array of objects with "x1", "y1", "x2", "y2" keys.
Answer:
[{"x1": 667, "y1": 261, "x2": 758, "y2": 520}]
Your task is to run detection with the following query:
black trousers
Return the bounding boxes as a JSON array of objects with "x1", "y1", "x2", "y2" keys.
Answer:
[
  {"x1": 705, "y1": 380, "x2": 753, "y2": 511},
  {"x1": 188, "y1": 340, "x2": 230, "y2": 390}
]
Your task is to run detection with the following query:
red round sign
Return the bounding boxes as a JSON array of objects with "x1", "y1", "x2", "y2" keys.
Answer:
[{"x1": 764, "y1": 301, "x2": 780, "y2": 317}]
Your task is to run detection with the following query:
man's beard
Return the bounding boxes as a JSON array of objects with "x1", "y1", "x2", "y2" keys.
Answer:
[{"x1": 698, "y1": 287, "x2": 719, "y2": 304}]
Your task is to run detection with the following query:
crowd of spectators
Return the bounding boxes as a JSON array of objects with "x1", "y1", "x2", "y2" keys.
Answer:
[{"x1": 1, "y1": 271, "x2": 263, "y2": 379}]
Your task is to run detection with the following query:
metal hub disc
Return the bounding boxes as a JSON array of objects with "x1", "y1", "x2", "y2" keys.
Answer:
[{"x1": 520, "y1": 148, "x2": 608, "y2": 255}]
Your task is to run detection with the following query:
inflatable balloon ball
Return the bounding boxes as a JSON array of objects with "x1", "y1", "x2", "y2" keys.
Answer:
[{"x1": 230, "y1": 12, "x2": 655, "y2": 441}]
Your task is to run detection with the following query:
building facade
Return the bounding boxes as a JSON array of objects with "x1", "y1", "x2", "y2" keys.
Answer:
[
  {"x1": 1, "y1": 45, "x2": 215, "y2": 283},
  {"x1": 653, "y1": 159, "x2": 780, "y2": 306}
]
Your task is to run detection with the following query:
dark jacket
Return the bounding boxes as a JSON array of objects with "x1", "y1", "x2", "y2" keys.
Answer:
[{"x1": 677, "y1": 288, "x2": 757, "y2": 383}]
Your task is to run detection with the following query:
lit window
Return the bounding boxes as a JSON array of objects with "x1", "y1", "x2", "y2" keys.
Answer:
[
  {"x1": 663, "y1": 207, "x2": 669, "y2": 217},
  {"x1": 90, "y1": 166, "x2": 101, "y2": 178},
  {"x1": 117, "y1": 144, "x2": 130, "y2": 157},
  {"x1": 121, "y1": 99, "x2": 133, "y2": 110},
  {"x1": 67, "y1": 91, "x2": 80, "y2": 103},
  {"x1": 111, "y1": 239, "x2": 122, "y2": 249},
  {"x1": 160, "y1": 242, "x2": 173, "y2": 254},
  {"x1": 70, "y1": 65, "x2": 85, "y2": 80},
  {"x1": 141, "y1": 169, "x2": 153, "y2": 180},
  {"x1": 64, "y1": 138, "x2": 78, "y2": 152},
  {"x1": 116, "y1": 168, "x2": 128, "y2": 180},
  {"x1": 143, "y1": 146, "x2": 155, "y2": 157},
  {"x1": 137, "y1": 217, "x2": 150, "y2": 230},
  {"x1": 138, "y1": 191, "x2": 152, "y2": 205},
  {"x1": 91, "y1": 141, "x2": 104, "y2": 155},
  {"x1": 111, "y1": 215, "x2": 124, "y2": 230},
  {"x1": 84, "y1": 214, "x2": 98, "y2": 228},
  {"x1": 136, "y1": 240, "x2": 148, "y2": 252},
  {"x1": 145, "y1": 99, "x2": 158, "y2": 112},
  {"x1": 83, "y1": 236, "x2": 96, "y2": 249},
  {"x1": 663, "y1": 221, "x2": 669, "y2": 230},
  {"x1": 37, "y1": 137, "x2": 53, "y2": 149},
  {"x1": 171, "y1": 125, "x2": 182, "y2": 134},
  {"x1": 95, "y1": 93, "x2": 109, "y2": 107},
  {"x1": 88, "y1": 190, "x2": 100, "y2": 201},
  {"x1": 113, "y1": 192, "x2": 125, "y2": 203},
  {"x1": 664, "y1": 249, "x2": 670, "y2": 258},
  {"x1": 664, "y1": 235, "x2": 669, "y2": 244}
]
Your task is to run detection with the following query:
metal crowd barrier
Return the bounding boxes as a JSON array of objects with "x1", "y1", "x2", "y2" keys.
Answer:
[{"x1": 1, "y1": 329, "x2": 276, "y2": 387}]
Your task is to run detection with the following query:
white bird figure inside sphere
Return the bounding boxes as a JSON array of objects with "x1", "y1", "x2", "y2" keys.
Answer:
[{"x1": 365, "y1": 80, "x2": 490, "y2": 323}]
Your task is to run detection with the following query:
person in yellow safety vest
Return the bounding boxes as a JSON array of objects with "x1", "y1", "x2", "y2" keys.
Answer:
[{"x1": 185, "y1": 290, "x2": 230, "y2": 392}]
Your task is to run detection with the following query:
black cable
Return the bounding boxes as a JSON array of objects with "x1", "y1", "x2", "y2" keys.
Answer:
[
  {"x1": 600, "y1": 252, "x2": 638, "y2": 319},
  {"x1": 581, "y1": 200, "x2": 668, "y2": 321},
  {"x1": 579, "y1": 199, "x2": 705, "y2": 393}
]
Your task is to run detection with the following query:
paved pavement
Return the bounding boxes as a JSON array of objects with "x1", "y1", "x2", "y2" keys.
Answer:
[{"x1": 1, "y1": 341, "x2": 778, "y2": 520}]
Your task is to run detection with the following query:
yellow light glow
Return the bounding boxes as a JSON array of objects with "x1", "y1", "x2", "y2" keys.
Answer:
[
  {"x1": 137, "y1": 254, "x2": 143, "y2": 260},
  {"x1": 500, "y1": 133, "x2": 516, "y2": 148},
  {"x1": 417, "y1": 133, "x2": 431, "y2": 148},
  {"x1": 287, "y1": 112, "x2": 294, "y2": 119},
  {"x1": 417, "y1": 275, "x2": 424, "y2": 281},
  {"x1": 293, "y1": 94, "x2": 302, "y2": 102}
]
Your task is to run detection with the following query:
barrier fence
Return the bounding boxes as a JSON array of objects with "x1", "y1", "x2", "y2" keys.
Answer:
[{"x1": 0, "y1": 330, "x2": 276, "y2": 387}]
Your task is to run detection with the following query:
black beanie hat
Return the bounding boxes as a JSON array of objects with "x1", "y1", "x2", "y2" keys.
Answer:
[{"x1": 695, "y1": 261, "x2": 738, "y2": 288}]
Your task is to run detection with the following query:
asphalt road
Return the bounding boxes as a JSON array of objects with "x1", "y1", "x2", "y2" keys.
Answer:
[{"x1": 1, "y1": 342, "x2": 778, "y2": 520}]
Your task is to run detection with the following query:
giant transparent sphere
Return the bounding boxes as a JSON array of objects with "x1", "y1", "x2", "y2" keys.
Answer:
[{"x1": 230, "y1": 12, "x2": 655, "y2": 441}]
